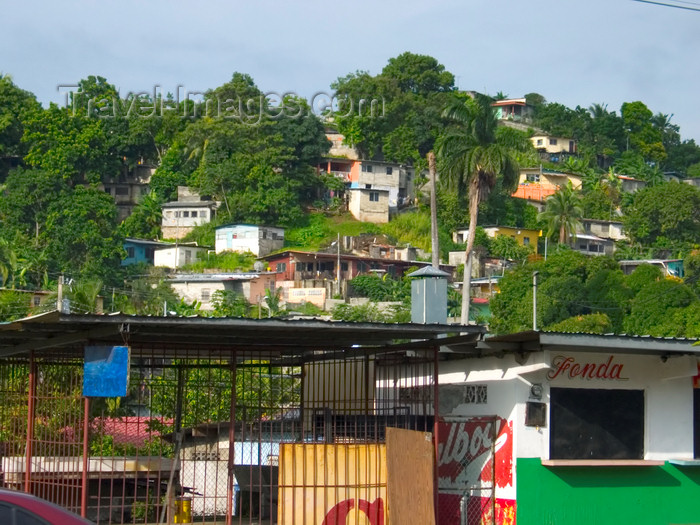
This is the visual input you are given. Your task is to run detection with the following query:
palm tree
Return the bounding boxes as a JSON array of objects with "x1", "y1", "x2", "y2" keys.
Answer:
[
  {"x1": 538, "y1": 182, "x2": 583, "y2": 244},
  {"x1": 438, "y1": 94, "x2": 521, "y2": 324}
]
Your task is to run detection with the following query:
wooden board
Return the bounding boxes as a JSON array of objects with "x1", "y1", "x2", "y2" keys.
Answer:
[{"x1": 386, "y1": 427, "x2": 435, "y2": 525}]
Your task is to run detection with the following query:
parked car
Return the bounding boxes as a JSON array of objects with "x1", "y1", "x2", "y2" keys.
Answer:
[{"x1": 0, "y1": 488, "x2": 93, "y2": 524}]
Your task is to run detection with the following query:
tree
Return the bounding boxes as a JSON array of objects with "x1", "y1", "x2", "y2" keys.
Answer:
[
  {"x1": 622, "y1": 182, "x2": 700, "y2": 254},
  {"x1": 0, "y1": 167, "x2": 69, "y2": 243},
  {"x1": 119, "y1": 191, "x2": 163, "y2": 240},
  {"x1": 0, "y1": 75, "x2": 40, "y2": 177},
  {"x1": 624, "y1": 279, "x2": 698, "y2": 337},
  {"x1": 332, "y1": 53, "x2": 458, "y2": 163},
  {"x1": 538, "y1": 181, "x2": 583, "y2": 244},
  {"x1": 211, "y1": 290, "x2": 250, "y2": 318},
  {"x1": 43, "y1": 185, "x2": 123, "y2": 282},
  {"x1": 438, "y1": 93, "x2": 521, "y2": 323}
]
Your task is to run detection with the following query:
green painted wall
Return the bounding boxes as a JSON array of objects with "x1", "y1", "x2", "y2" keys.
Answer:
[{"x1": 517, "y1": 458, "x2": 700, "y2": 525}]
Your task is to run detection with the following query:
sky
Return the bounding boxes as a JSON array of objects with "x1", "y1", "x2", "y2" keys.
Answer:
[{"x1": 2, "y1": 0, "x2": 700, "y2": 140}]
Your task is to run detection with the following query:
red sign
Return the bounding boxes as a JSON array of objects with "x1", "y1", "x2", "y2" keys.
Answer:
[
  {"x1": 547, "y1": 355, "x2": 627, "y2": 381},
  {"x1": 437, "y1": 417, "x2": 513, "y2": 489}
]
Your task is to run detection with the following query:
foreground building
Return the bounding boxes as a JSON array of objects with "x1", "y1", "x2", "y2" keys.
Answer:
[{"x1": 1, "y1": 313, "x2": 699, "y2": 525}]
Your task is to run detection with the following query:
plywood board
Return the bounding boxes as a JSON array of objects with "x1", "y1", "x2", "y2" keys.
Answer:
[{"x1": 386, "y1": 427, "x2": 435, "y2": 525}]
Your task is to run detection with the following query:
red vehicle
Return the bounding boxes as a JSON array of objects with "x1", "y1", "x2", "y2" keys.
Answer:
[{"x1": 0, "y1": 488, "x2": 93, "y2": 524}]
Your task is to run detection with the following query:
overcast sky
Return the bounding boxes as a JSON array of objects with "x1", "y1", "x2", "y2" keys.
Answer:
[{"x1": 3, "y1": 0, "x2": 700, "y2": 140}]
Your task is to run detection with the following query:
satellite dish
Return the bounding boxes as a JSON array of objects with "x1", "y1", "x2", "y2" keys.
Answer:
[{"x1": 254, "y1": 261, "x2": 265, "y2": 273}]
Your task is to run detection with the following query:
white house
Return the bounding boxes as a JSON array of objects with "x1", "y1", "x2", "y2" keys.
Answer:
[
  {"x1": 168, "y1": 272, "x2": 277, "y2": 309},
  {"x1": 215, "y1": 224, "x2": 284, "y2": 257},
  {"x1": 161, "y1": 187, "x2": 218, "y2": 240},
  {"x1": 430, "y1": 331, "x2": 700, "y2": 525},
  {"x1": 154, "y1": 244, "x2": 209, "y2": 269}
]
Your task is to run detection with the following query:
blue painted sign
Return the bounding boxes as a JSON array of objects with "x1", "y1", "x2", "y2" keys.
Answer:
[{"x1": 83, "y1": 346, "x2": 130, "y2": 397}]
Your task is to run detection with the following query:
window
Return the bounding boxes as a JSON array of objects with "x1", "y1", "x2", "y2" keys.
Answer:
[
  {"x1": 191, "y1": 211, "x2": 198, "y2": 218},
  {"x1": 523, "y1": 237, "x2": 530, "y2": 245},
  {"x1": 365, "y1": 184, "x2": 372, "y2": 189},
  {"x1": 201, "y1": 288, "x2": 210, "y2": 301},
  {"x1": 550, "y1": 387, "x2": 644, "y2": 459},
  {"x1": 17, "y1": 508, "x2": 50, "y2": 525},
  {"x1": 185, "y1": 250, "x2": 192, "y2": 264},
  {"x1": 126, "y1": 247, "x2": 135, "y2": 258},
  {"x1": 174, "y1": 211, "x2": 181, "y2": 218},
  {"x1": 116, "y1": 186, "x2": 129, "y2": 196},
  {"x1": 549, "y1": 138, "x2": 558, "y2": 146},
  {"x1": 601, "y1": 223, "x2": 610, "y2": 234},
  {"x1": 33, "y1": 296, "x2": 41, "y2": 307},
  {"x1": 182, "y1": 211, "x2": 190, "y2": 218},
  {"x1": 201, "y1": 210, "x2": 208, "y2": 219},
  {"x1": 276, "y1": 263, "x2": 286, "y2": 272},
  {"x1": 465, "y1": 385, "x2": 487, "y2": 404},
  {"x1": 386, "y1": 166, "x2": 393, "y2": 175},
  {"x1": 362, "y1": 164, "x2": 373, "y2": 172},
  {"x1": 526, "y1": 174, "x2": 540, "y2": 183},
  {"x1": 536, "y1": 139, "x2": 543, "y2": 146},
  {"x1": 341, "y1": 262, "x2": 349, "y2": 271},
  {"x1": 369, "y1": 191, "x2": 380, "y2": 202}
]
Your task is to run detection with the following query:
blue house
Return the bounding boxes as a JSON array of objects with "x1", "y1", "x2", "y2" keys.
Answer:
[{"x1": 122, "y1": 238, "x2": 172, "y2": 266}]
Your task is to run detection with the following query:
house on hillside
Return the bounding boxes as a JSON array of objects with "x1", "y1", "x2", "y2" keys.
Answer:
[
  {"x1": 154, "y1": 244, "x2": 210, "y2": 269},
  {"x1": 491, "y1": 98, "x2": 534, "y2": 123},
  {"x1": 215, "y1": 224, "x2": 285, "y2": 257},
  {"x1": 161, "y1": 187, "x2": 218, "y2": 240},
  {"x1": 619, "y1": 259, "x2": 684, "y2": 278},
  {"x1": 616, "y1": 174, "x2": 647, "y2": 193},
  {"x1": 102, "y1": 164, "x2": 155, "y2": 222},
  {"x1": 530, "y1": 134, "x2": 577, "y2": 163},
  {"x1": 122, "y1": 238, "x2": 172, "y2": 266},
  {"x1": 260, "y1": 250, "x2": 451, "y2": 299},
  {"x1": 317, "y1": 157, "x2": 415, "y2": 223},
  {"x1": 512, "y1": 168, "x2": 583, "y2": 209},
  {"x1": 571, "y1": 233, "x2": 614, "y2": 256},
  {"x1": 453, "y1": 225, "x2": 541, "y2": 255},
  {"x1": 580, "y1": 218, "x2": 626, "y2": 242},
  {"x1": 168, "y1": 272, "x2": 277, "y2": 308}
]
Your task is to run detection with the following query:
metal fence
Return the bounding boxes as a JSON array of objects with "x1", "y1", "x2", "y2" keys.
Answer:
[{"x1": 0, "y1": 344, "x2": 438, "y2": 524}]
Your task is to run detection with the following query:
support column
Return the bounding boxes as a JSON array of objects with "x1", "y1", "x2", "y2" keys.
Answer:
[
  {"x1": 81, "y1": 397, "x2": 90, "y2": 517},
  {"x1": 24, "y1": 352, "x2": 36, "y2": 493},
  {"x1": 226, "y1": 355, "x2": 237, "y2": 525}
]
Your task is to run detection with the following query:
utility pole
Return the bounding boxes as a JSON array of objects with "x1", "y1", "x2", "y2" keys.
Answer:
[
  {"x1": 532, "y1": 271, "x2": 539, "y2": 331},
  {"x1": 428, "y1": 151, "x2": 439, "y2": 269},
  {"x1": 336, "y1": 232, "x2": 341, "y2": 297}
]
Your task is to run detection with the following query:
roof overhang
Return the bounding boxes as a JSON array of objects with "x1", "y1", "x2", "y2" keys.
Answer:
[
  {"x1": 0, "y1": 313, "x2": 484, "y2": 362},
  {"x1": 478, "y1": 331, "x2": 700, "y2": 357}
]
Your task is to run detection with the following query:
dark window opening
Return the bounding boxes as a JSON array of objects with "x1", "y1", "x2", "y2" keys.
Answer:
[{"x1": 550, "y1": 387, "x2": 644, "y2": 459}]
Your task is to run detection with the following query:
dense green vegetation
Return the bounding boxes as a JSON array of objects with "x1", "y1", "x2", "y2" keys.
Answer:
[{"x1": 0, "y1": 51, "x2": 698, "y2": 333}]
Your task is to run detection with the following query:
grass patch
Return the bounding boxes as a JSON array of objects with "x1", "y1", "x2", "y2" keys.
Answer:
[
  {"x1": 285, "y1": 213, "x2": 381, "y2": 251},
  {"x1": 180, "y1": 251, "x2": 256, "y2": 272}
]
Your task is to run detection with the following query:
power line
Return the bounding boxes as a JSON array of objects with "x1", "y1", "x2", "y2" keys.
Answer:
[{"x1": 631, "y1": 0, "x2": 700, "y2": 12}]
